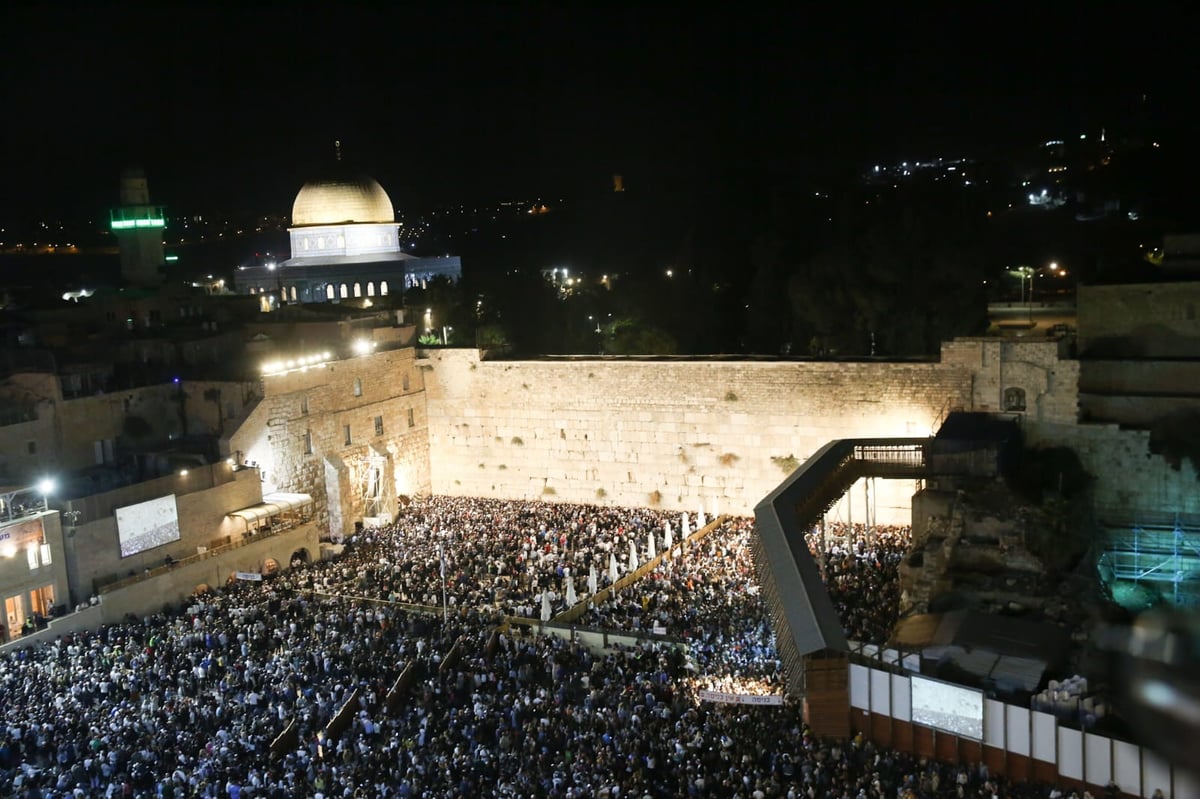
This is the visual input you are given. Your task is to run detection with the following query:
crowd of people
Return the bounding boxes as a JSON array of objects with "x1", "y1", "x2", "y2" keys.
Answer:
[{"x1": 0, "y1": 496, "x2": 1105, "y2": 798}]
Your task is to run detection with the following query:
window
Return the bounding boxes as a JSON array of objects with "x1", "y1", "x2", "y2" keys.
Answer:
[
  {"x1": 1003, "y1": 387, "x2": 1027, "y2": 412},
  {"x1": 344, "y1": 424, "x2": 352, "y2": 445},
  {"x1": 304, "y1": 430, "x2": 313, "y2": 455},
  {"x1": 353, "y1": 283, "x2": 362, "y2": 298},
  {"x1": 353, "y1": 377, "x2": 362, "y2": 397},
  {"x1": 340, "y1": 283, "x2": 348, "y2": 299},
  {"x1": 337, "y1": 235, "x2": 346, "y2": 248},
  {"x1": 326, "y1": 284, "x2": 335, "y2": 300},
  {"x1": 290, "y1": 286, "x2": 298, "y2": 302},
  {"x1": 367, "y1": 282, "x2": 375, "y2": 297},
  {"x1": 318, "y1": 237, "x2": 325, "y2": 250},
  {"x1": 303, "y1": 238, "x2": 310, "y2": 251},
  {"x1": 380, "y1": 280, "x2": 388, "y2": 296},
  {"x1": 301, "y1": 395, "x2": 309, "y2": 415},
  {"x1": 407, "y1": 408, "x2": 415, "y2": 428},
  {"x1": 402, "y1": 373, "x2": 410, "y2": 392},
  {"x1": 374, "y1": 415, "x2": 384, "y2": 436}
]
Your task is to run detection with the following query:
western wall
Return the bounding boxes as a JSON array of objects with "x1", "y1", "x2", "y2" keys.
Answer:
[{"x1": 419, "y1": 348, "x2": 978, "y2": 523}]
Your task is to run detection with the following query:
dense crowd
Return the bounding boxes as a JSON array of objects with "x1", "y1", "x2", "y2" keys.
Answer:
[
  {"x1": 0, "y1": 497, "x2": 1106, "y2": 798},
  {"x1": 324, "y1": 497, "x2": 692, "y2": 619}
]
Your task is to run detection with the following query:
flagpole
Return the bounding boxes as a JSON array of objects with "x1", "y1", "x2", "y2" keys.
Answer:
[{"x1": 439, "y1": 543, "x2": 448, "y2": 625}]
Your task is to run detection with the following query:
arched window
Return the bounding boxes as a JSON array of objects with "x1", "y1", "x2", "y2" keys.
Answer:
[
  {"x1": 303, "y1": 238, "x2": 310, "y2": 251},
  {"x1": 353, "y1": 283, "x2": 362, "y2": 298},
  {"x1": 367, "y1": 282, "x2": 375, "y2": 297},
  {"x1": 340, "y1": 283, "x2": 348, "y2": 299},
  {"x1": 353, "y1": 377, "x2": 362, "y2": 397},
  {"x1": 1003, "y1": 387, "x2": 1027, "y2": 412},
  {"x1": 379, "y1": 280, "x2": 388, "y2": 296},
  {"x1": 337, "y1": 235, "x2": 346, "y2": 249},
  {"x1": 317, "y1": 237, "x2": 325, "y2": 250},
  {"x1": 326, "y1": 284, "x2": 335, "y2": 300},
  {"x1": 290, "y1": 286, "x2": 298, "y2": 301}
]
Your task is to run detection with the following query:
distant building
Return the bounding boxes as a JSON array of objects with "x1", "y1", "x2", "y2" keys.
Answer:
[{"x1": 233, "y1": 154, "x2": 461, "y2": 309}]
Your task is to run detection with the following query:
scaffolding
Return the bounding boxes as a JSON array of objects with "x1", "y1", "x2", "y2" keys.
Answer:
[{"x1": 1099, "y1": 513, "x2": 1200, "y2": 608}]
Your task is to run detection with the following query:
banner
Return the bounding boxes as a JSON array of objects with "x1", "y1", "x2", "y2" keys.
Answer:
[
  {"x1": 235, "y1": 571, "x2": 263, "y2": 581},
  {"x1": 697, "y1": 689, "x2": 784, "y2": 706}
]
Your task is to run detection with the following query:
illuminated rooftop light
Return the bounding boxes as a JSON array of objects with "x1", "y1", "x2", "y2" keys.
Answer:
[{"x1": 36, "y1": 478, "x2": 55, "y2": 495}]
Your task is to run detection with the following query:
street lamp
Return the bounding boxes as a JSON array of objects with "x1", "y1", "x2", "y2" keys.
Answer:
[
  {"x1": 36, "y1": 478, "x2": 55, "y2": 511},
  {"x1": 1008, "y1": 266, "x2": 1036, "y2": 305}
]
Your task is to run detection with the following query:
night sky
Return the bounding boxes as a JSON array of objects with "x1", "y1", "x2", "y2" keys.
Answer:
[{"x1": 3, "y1": 4, "x2": 1197, "y2": 220}]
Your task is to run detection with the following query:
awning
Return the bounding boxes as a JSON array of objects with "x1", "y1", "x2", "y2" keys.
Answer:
[{"x1": 229, "y1": 492, "x2": 314, "y2": 524}]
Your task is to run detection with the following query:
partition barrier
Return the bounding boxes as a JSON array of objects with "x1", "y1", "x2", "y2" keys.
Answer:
[{"x1": 550, "y1": 515, "x2": 730, "y2": 626}]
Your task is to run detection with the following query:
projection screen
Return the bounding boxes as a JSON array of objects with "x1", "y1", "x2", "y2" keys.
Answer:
[
  {"x1": 116, "y1": 494, "x2": 181, "y2": 557},
  {"x1": 910, "y1": 674, "x2": 984, "y2": 740}
]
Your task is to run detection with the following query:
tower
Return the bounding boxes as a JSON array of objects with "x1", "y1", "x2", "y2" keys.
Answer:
[{"x1": 110, "y1": 168, "x2": 166, "y2": 286}]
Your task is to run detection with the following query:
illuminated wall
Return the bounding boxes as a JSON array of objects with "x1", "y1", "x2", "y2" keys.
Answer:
[
  {"x1": 421, "y1": 350, "x2": 975, "y2": 521},
  {"x1": 288, "y1": 222, "x2": 400, "y2": 259}
]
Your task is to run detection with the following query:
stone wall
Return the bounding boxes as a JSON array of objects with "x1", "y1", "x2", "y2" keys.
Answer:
[
  {"x1": 94, "y1": 524, "x2": 321, "y2": 623},
  {"x1": 1025, "y1": 421, "x2": 1200, "y2": 519},
  {"x1": 1077, "y1": 282, "x2": 1200, "y2": 358},
  {"x1": 228, "y1": 347, "x2": 430, "y2": 538},
  {"x1": 420, "y1": 350, "x2": 974, "y2": 520},
  {"x1": 941, "y1": 338, "x2": 1078, "y2": 424}
]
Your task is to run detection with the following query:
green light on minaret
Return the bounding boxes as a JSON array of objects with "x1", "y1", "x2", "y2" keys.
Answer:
[{"x1": 110, "y1": 206, "x2": 166, "y2": 231}]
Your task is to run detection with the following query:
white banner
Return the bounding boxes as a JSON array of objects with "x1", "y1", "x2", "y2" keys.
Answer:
[
  {"x1": 235, "y1": 571, "x2": 263, "y2": 581},
  {"x1": 697, "y1": 689, "x2": 784, "y2": 706}
]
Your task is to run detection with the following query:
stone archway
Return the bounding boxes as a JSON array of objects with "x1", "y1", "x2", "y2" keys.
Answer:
[{"x1": 290, "y1": 548, "x2": 311, "y2": 569}]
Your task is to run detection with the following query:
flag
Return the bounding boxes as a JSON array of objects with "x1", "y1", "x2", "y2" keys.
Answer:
[{"x1": 439, "y1": 544, "x2": 445, "y2": 578}]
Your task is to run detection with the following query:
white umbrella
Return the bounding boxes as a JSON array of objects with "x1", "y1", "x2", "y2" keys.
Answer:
[
  {"x1": 647, "y1": 530, "x2": 656, "y2": 560},
  {"x1": 565, "y1": 577, "x2": 576, "y2": 606},
  {"x1": 588, "y1": 564, "x2": 598, "y2": 595},
  {"x1": 681, "y1": 512, "x2": 691, "y2": 537},
  {"x1": 664, "y1": 522, "x2": 673, "y2": 550},
  {"x1": 608, "y1": 553, "x2": 619, "y2": 584},
  {"x1": 540, "y1": 593, "x2": 552, "y2": 622},
  {"x1": 698, "y1": 509, "x2": 707, "y2": 528},
  {"x1": 628, "y1": 539, "x2": 639, "y2": 571}
]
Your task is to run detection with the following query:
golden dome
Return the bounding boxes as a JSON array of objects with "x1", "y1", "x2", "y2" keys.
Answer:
[{"x1": 291, "y1": 175, "x2": 394, "y2": 227}]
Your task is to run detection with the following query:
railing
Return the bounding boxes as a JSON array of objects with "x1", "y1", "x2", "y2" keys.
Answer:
[{"x1": 96, "y1": 515, "x2": 313, "y2": 594}]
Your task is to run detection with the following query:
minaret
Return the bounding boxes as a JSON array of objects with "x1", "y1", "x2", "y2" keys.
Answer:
[{"x1": 110, "y1": 168, "x2": 166, "y2": 286}]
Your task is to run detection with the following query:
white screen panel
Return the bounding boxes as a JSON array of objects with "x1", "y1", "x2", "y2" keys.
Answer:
[
  {"x1": 891, "y1": 674, "x2": 911, "y2": 722},
  {"x1": 115, "y1": 494, "x2": 181, "y2": 558},
  {"x1": 910, "y1": 675, "x2": 983, "y2": 740},
  {"x1": 1172, "y1": 764, "x2": 1198, "y2": 799},
  {"x1": 1084, "y1": 733, "x2": 1112, "y2": 787},
  {"x1": 870, "y1": 669, "x2": 891, "y2": 714},
  {"x1": 1006, "y1": 705, "x2": 1031, "y2": 756},
  {"x1": 1142, "y1": 748, "x2": 1171, "y2": 799},
  {"x1": 1058, "y1": 727, "x2": 1083, "y2": 781},
  {"x1": 983, "y1": 699, "x2": 1005, "y2": 747},
  {"x1": 1112, "y1": 741, "x2": 1140, "y2": 798},
  {"x1": 850, "y1": 664, "x2": 870, "y2": 710},
  {"x1": 1032, "y1": 711, "x2": 1057, "y2": 762}
]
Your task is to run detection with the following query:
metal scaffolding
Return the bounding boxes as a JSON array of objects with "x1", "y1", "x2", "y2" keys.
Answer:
[{"x1": 1099, "y1": 513, "x2": 1200, "y2": 608}]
